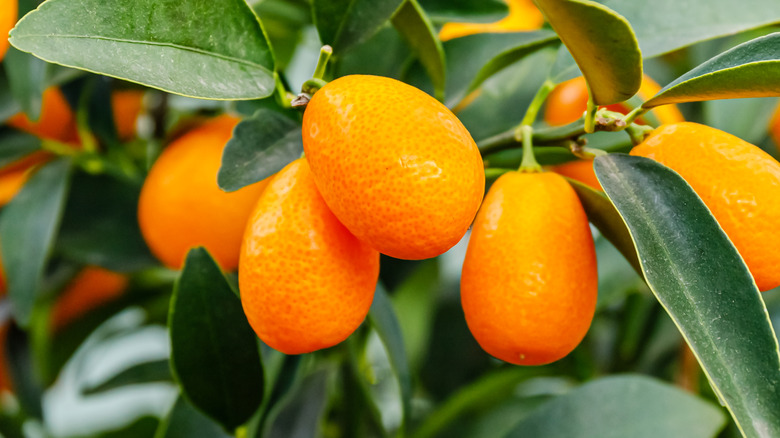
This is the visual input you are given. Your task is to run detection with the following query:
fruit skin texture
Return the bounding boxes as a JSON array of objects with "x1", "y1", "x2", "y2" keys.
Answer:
[
  {"x1": 239, "y1": 158, "x2": 379, "y2": 355},
  {"x1": 138, "y1": 115, "x2": 269, "y2": 270},
  {"x1": 543, "y1": 75, "x2": 685, "y2": 127},
  {"x1": 0, "y1": 0, "x2": 16, "y2": 62},
  {"x1": 461, "y1": 171, "x2": 597, "y2": 366},
  {"x1": 631, "y1": 122, "x2": 780, "y2": 292},
  {"x1": 439, "y1": 0, "x2": 543, "y2": 41},
  {"x1": 302, "y1": 75, "x2": 485, "y2": 260}
]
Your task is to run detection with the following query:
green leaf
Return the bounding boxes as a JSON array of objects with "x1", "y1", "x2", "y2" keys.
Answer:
[
  {"x1": 155, "y1": 397, "x2": 232, "y2": 438},
  {"x1": 566, "y1": 178, "x2": 641, "y2": 275},
  {"x1": 418, "y1": 0, "x2": 509, "y2": 23},
  {"x1": 504, "y1": 375, "x2": 725, "y2": 438},
  {"x1": 600, "y1": 0, "x2": 780, "y2": 58},
  {"x1": 312, "y1": 0, "x2": 405, "y2": 53},
  {"x1": 643, "y1": 32, "x2": 780, "y2": 108},
  {"x1": 217, "y1": 109, "x2": 302, "y2": 192},
  {"x1": 0, "y1": 129, "x2": 41, "y2": 168},
  {"x1": 82, "y1": 359, "x2": 172, "y2": 395},
  {"x1": 263, "y1": 368, "x2": 330, "y2": 438},
  {"x1": 703, "y1": 97, "x2": 779, "y2": 146},
  {"x1": 533, "y1": 0, "x2": 642, "y2": 105},
  {"x1": 594, "y1": 154, "x2": 780, "y2": 438},
  {"x1": 9, "y1": 0, "x2": 275, "y2": 100},
  {"x1": 368, "y1": 285, "x2": 412, "y2": 432},
  {"x1": 56, "y1": 172, "x2": 156, "y2": 272},
  {"x1": 0, "y1": 158, "x2": 71, "y2": 327},
  {"x1": 169, "y1": 248, "x2": 264, "y2": 431},
  {"x1": 392, "y1": 0, "x2": 446, "y2": 101},
  {"x1": 391, "y1": 259, "x2": 439, "y2": 369},
  {"x1": 3, "y1": 47, "x2": 46, "y2": 121}
]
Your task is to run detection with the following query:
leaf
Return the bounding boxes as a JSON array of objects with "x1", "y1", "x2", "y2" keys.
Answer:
[
  {"x1": 169, "y1": 248, "x2": 264, "y2": 431},
  {"x1": 504, "y1": 375, "x2": 725, "y2": 438},
  {"x1": 703, "y1": 97, "x2": 780, "y2": 146},
  {"x1": 9, "y1": 0, "x2": 275, "y2": 100},
  {"x1": 82, "y1": 359, "x2": 172, "y2": 395},
  {"x1": 594, "y1": 154, "x2": 780, "y2": 438},
  {"x1": 390, "y1": 259, "x2": 439, "y2": 369},
  {"x1": 368, "y1": 284, "x2": 413, "y2": 431},
  {"x1": 262, "y1": 368, "x2": 331, "y2": 438},
  {"x1": 643, "y1": 32, "x2": 780, "y2": 108},
  {"x1": 3, "y1": 47, "x2": 46, "y2": 121},
  {"x1": 600, "y1": 0, "x2": 780, "y2": 58},
  {"x1": 155, "y1": 396, "x2": 232, "y2": 438},
  {"x1": 533, "y1": 0, "x2": 642, "y2": 105},
  {"x1": 418, "y1": 0, "x2": 509, "y2": 23},
  {"x1": 56, "y1": 172, "x2": 157, "y2": 272},
  {"x1": 217, "y1": 109, "x2": 302, "y2": 192},
  {"x1": 392, "y1": 0, "x2": 446, "y2": 101},
  {"x1": 566, "y1": 178, "x2": 641, "y2": 275},
  {"x1": 0, "y1": 158, "x2": 71, "y2": 327},
  {"x1": 312, "y1": 0, "x2": 405, "y2": 53},
  {"x1": 0, "y1": 129, "x2": 41, "y2": 168}
]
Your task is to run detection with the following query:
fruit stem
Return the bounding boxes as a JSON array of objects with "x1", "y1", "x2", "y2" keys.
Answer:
[
  {"x1": 584, "y1": 95, "x2": 598, "y2": 134},
  {"x1": 517, "y1": 125, "x2": 541, "y2": 172},
  {"x1": 625, "y1": 123, "x2": 654, "y2": 146},
  {"x1": 313, "y1": 45, "x2": 333, "y2": 81},
  {"x1": 520, "y1": 79, "x2": 555, "y2": 127},
  {"x1": 273, "y1": 72, "x2": 294, "y2": 109},
  {"x1": 623, "y1": 105, "x2": 650, "y2": 126}
]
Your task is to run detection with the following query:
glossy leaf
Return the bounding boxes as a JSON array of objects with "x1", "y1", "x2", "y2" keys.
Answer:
[
  {"x1": 601, "y1": 0, "x2": 780, "y2": 58},
  {"x1": 0, "y1": 129, "x2": 41, "y2": 168},
  {"x1": 312, "y1": 0, "x2": 404, "y2": 53},
  {"x1": 594, "y1": 154, "x2": 780, "y2": 438},
  {"x1": 418, "y1": 0, "x2": 508, "y2": 23},
  {"x1": 82, "y1": 359, "x2": 172, "y2": 395},
  {"x1": 155, "y1": 397, "x2": 232, "y2": 438},
  {"x1": 10, "y1": 0, "x2": 275, "y2": 100},
  {"x1": 3, "y1": 47, "x2": 46, "y2": 120},
  {"x1": 643, "y1": 32, "x2": 780, "y2": 108},
  {"x1": 0, "y1": 159, "x2": 71, "y2": 327},
  {"x1": 504, "y1": 375, "x2": 725, "y2": 438},
  {"x1": 368, "y1": 285, "x2": 412, "y2": 431},
  {"x1": 566, "y1": 178, "x2": 641, "y2": 275},
  {"x1": 533, "y1": 0, "x2": 641, "y2": 105},
  {"x1": 392, "y1": 0, "x2": 446, "y2": 101},
  {"x1": 217, "y1": 109, "x2": 302, "y2": 192},
  {"x1": 169, "y1": 248, "x2": 264, "y2": 431}
]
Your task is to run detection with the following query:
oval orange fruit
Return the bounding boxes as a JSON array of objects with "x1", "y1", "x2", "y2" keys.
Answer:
[
  {"x1": 51, "y1": 267, "x2": 128, "y2": 331},
  {"x1": 138, "y1": 115, "x2": 269, "y2": 270},
  {"x1": 302, "y1": 75, "x2": 485, "y2": 260},
  {"x1": 461, "y1": 171, "x2": 598, "y2": 365},
  {"x1": 112, "y1": 89, "x2": 145, "y2": 141},
  {"x1": 630, "y1": 122, "x2": 780, "y2": 291},
  {"x1": 550, "y1": 159, "x2": 601, "y2": 191},
  {"x1": 8, "y1": 87, "x2": 80, "y2": 144},
  {"x1": 239, "y1": 158, "x2": 380, "y2": 355}
]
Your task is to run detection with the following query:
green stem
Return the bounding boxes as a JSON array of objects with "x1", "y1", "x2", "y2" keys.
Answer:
[
  {"x1": 520, "y1": 79, "x2": 555, "y2": 126},
  {"x1": 313, "y1": 45, "x2": 333, "y2": 81},
  {"x1": 625, "y1": 123, "x2": 655, "y2": 146},
  {"x1": 584, "y1": 96, "x2": 598, "y2": 134},
  {"x1": 518, "y1": 125, "x2": 540, "y2": 172},
  {"x1": 623, "y1": 105, "x2": 650, "y2": 126},
  {"x1": 273, "y1": 72, "x2": 293, "y2": 109}
]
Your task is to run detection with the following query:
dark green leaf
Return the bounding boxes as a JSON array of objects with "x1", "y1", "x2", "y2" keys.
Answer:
[
  {"x1": 5, "y1": 325, "x2": 44, "y2": 419},
  {"x1": 390, "y1": 259, "x2": 439, "y2": 369},
  {"x1": 155, "y1": 397, "x2": 232, "y2": 438},
  {"x1": 600, "y1": 0, "x2": 780, "y2": 58},
  {"x1": 0, "y1": 71, "x2": 22, "y2": 123},
  {"x1": 703, "y1": 97, "x2": 779, "y2": 146},
  {"x1": 56, "y1": 172, "x2": 156, "y2": 272},
  {"x1": 392, "y1": 0, "x2": 446, "y2": 101},
  {"x1": 368, "y1": 285, "x2": 412, "y2": 431},
  {"x1": 312, "y1": 0, "x2": 405, "y2": 53},
  {"x1": 0, "y1": 128, "x2": 41, "y2": 168},
  {"x1": 335, "y1": 25, "x2": 411, "y2": 79},
  {"x1": 263, "y1": 368, "x2": 330, "y2": 438},
  {"x1": 594, "y1": 154, "x2": 780, "y2": 438},
  {"x1": 82, "y1": 359, "x2": 172, "y2": 395},
  {"x1": 10, "y1": 0, "x2": 275, "y2": 100},
  {"x1": 534, "y1": 0, "x2": 641, "y2": 105},
  {"x1": 643, "y1": 32, "x2": 780, "y2": 108},
  {"x1": 0, "y1": 158, "x2": 71, "y2": 327},
  {"x1": 3, "y1": 47, "x2": 46, "y2": 121},
  {"x1": 418, "y1": 0, "x2": 509, "y2": 23},
  {"x1": 567, "y1": 178, "x2": 641, "y2": 275},
  {"x1": 504, "y1": 375, "x2": 725, "y2": 438},
  {"x1": 73, "y1": 416, "x2": 160, "y2": 438},
  {"x1": 217, "y1": 109, "x2": 302, "y2": 192},
  {"x1": 169, "y1": 248, "x2": 264, "y2": 431}
]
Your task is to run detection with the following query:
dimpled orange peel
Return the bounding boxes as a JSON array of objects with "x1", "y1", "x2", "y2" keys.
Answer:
[
  {"x1": 631, "y1": 122, "x2": 780, "y2": 291},
  {"x1": 239, "y1": 158, "x2": 380, "y2": 355},
  {"x1": 138, "y1": 115, "x2": 270, "y2": 270},
  {"x1": 461, "y1": 171, "x2": 598, "y2": 365},
  {"x1": 302, "y1": 75, "x2": 485, "y2": 260}
]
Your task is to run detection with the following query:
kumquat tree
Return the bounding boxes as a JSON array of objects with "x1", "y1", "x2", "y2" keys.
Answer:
[{"x1": 1, "y1": 0, "x2": 780, "y2": 436}]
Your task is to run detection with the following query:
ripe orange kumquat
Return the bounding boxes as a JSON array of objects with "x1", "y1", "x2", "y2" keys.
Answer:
[
  {"x1": 50, "y1": 267, "x2": 128, "y2": 330},
  {"x1": 239, "y1": 158, "x2": 380, "y2": 355},
  {"x1": 8, "y1": 87, "x2": 80, "y2": 144},
  {"x1": 0, "y1": 0, "x2": 16, "y2": 62},
  {"x1": 302, "y1": 75, "x2": 485, "y2": 260},
  {"x1": 439, "y1": 0, "x2": 544, "y2": 41},
  {"x1": 549, "y1": 159, "x2": 602, "y2": 191},
  {"x1": 631, "y1": 122, "x2": 780, "y2": 291},
  {"x1": 138, "y1": 115, "x2": 270, "y2": 270},
  {"x1": 461, "y1": 171, "x2": 598, "y2": 366},
  {"x1": 112, "y1": 89, "x2": 145, "y2": 140}
]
